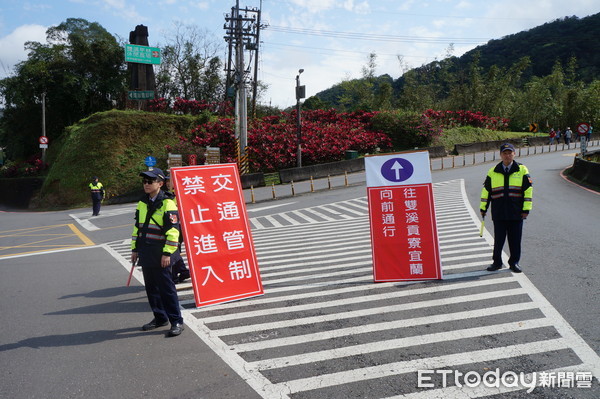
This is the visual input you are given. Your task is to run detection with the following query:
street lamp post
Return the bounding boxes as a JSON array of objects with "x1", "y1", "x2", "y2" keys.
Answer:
[
  {"x1": 295, "y1": 69, "x2": 305, "y2": 168},
  {"x1": 41, "y1": 92, "x2": 47, "y2": 163}
]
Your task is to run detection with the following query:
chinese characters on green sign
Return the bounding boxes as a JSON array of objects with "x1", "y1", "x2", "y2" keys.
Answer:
[
  {"x1": 125, "y1": 44, "x2": 161, "y2": 65},
  {"x1": 128, "y1": 91, "x2": 155, "y2": 100}
]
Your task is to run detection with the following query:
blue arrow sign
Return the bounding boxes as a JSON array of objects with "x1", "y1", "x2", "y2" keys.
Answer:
[{"x1": 381, "y1": 158, "x2": 414, "y2": 182}]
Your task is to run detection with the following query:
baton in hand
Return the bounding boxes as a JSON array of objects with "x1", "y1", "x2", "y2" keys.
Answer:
[
  {"x1": 479, "y1": 215, "x2": 485, "y2": 237},
  {"x1": 126, "y1": 260, "x2": 137, "y2": 287}
]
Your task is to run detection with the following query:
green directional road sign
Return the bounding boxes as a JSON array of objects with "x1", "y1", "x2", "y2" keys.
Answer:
[
  {"x1": 128, "y1": 91, "x2": 155, "y2": 100},
  {"x1": 125, "y1": 44, "x2": 161, "y2": 65}
]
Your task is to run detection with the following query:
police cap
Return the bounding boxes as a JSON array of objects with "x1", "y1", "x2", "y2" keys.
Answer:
[{"x1": 139, "y1": 168, "x2": 166, "y2": 181}]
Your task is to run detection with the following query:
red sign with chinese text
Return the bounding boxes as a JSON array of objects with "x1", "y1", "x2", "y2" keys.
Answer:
[
  {"x1": 368, "y1": 184, "x2": 442, "y2": 281},
  {"x1": 365, "y1": 151, "x2": 442, "y2": 282},
  {"x1": 171, "y1": 164, "x2": 263, "y2": 307}
]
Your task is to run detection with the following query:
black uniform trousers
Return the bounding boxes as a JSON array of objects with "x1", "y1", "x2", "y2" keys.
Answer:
[
  {"x1": 492, "y1": 219, "x2": 523, "y2": 267},
  {"x1": 141, "y1": 264, "x2": 183, "y2": 325},
  {"x1": 92, "y1": 198, "x2": 102, "y2": 216}
]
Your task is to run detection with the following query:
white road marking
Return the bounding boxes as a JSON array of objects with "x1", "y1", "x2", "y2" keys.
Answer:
[
  {"x1": 69, "y1": 205, "x2": 136, "y2": 231},
  {"x1": 274, "y1": 339, "x2": 569, "y2": 394}
]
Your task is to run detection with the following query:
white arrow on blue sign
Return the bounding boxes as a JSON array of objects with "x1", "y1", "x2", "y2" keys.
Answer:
[{"x1": 382, "y1": 158, "x2": 414, "y2": 182}]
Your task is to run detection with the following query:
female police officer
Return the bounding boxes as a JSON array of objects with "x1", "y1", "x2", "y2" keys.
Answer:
[{"x1": 131, "y1": 168, "x2": 184, "y2": 337}]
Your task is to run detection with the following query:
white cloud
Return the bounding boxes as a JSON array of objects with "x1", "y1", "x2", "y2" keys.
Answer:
[
  {"x1": 455, "y1": 0, "x2": 471, "y2": 9},
  {"x1": 101, "y1": 0, "x2": 126, "y2": 9},
  {"x1": 0, "y1": 24, "x2": 47, "y2": 78},
  {"x1": 22, "y1": 3, "x2": 53, "y2": 12},
  {"x1": 288, "y1": 0, "x2": 337, "y2": 13},
  {"x1": 287, "y1": 0, "x2": 373, "y2": 13},
  {"x1": 100, "y1": 0, "x2": 144, "y2": 22},
  {"x1": 192, "y1": 2, "x2": 210, "y2": 10},
  {"x1": 396, "y1": 0, "x2": 417, "y2": 12},
  {"x1": 481, "y1": 0, "x2": 600, "y2": 39},
  {"x1": 341, "y1": 0, "x2": 371, "y2": 13}
]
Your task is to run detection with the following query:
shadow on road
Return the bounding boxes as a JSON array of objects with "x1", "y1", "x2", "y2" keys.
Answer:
[{"x1": 0, "y1": 327, "x2": 157, "y2": 352}]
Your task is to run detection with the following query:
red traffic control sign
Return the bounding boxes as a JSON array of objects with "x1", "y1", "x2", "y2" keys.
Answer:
[
  {"x1": 577, "y1": 123, "x2": 590, "y2": 136},
  {"x1": 39, "y1": 136, "x2": 49, "y2": 144}
]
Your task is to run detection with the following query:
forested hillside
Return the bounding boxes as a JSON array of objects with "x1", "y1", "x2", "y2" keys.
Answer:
[
  {"x1": 457, "y1": 14, "x2": 600, "y2": 82},
  {"x1": 313, "y1": 12, "x2": 600, "y2": 119}
]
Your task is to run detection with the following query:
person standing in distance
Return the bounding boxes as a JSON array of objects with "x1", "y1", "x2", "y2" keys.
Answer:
[
  {"x1": 131, "y1": 168, "x2": 184, "y2": 337},
  {"x1": 564, "y1": 127, "x2": 573, "y2": 146},
  {"x1": 480, "y1": 143, "x2": 533, "y2": 273},
  {"x1": 89, "y1": 176, "x2": 105, "y2": 216}
]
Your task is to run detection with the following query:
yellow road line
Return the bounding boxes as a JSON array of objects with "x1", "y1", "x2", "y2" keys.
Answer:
[
  {"x1": 0, "y1": 225, "x2": 70, "y2": 238},
  {"x1": 0, "y1": 244, "x2": 89, "y2": 249},
  {"x1": 0, "y1": 235, "x2": 77, "y2": 250},
  {"x1": 0, "y1": 224, "x2": 69, "y2": 234},
  {"x1": 0, "y1": 223, "x2": 95, "y2": 258},
  {"x1": 96, "y1": 224, "x2": 131, "y2": 231},
  {"x1": 68, "y1": 223, "x2": 95, "y2": 246},
  {"x1": 0, "y1": 246, "x2": 92, "y2": 259}
]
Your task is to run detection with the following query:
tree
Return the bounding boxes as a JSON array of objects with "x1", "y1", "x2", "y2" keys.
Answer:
[
  {"x1": 155, "y1": 22, "x2": 224, "y2": 102},
  {"x1": 303, "y1": 96, "x2": 332, "y2": 110},
  {"x1": 0, "y1": 18, "x2": 126, "y2": 160}
]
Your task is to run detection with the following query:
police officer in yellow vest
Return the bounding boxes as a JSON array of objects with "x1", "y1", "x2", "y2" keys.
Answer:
[
  {"x1": 131, "y1": 168, "x2": 184, "y2": 337},
  {"x1": 89, "y1": 176, "x2": 105, "y2": 216},
  {"x1": 480, "y1": 143, "x2": 533, "y2": 273}
]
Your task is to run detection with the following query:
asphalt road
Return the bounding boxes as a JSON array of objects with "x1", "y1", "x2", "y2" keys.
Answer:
[
  {"x1": 1, "y1": 142, "x2": 598, "y2": 398},
  {"x1": 0, "y1": 209, "x2": 262, "y2": 398}
]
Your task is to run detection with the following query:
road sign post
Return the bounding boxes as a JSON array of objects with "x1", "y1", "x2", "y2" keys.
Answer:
[
  {"x1": 365, "y1": 151, "x2": 442, "y2": 282},
  {"x1": 39, "y1": 136, "x2": 49, "y2": 163},
  {"x1": 577, "y1": 123, "x2": 590, "y2": 156}
]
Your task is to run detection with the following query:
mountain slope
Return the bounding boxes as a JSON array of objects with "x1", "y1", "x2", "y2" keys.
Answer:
[{"x1": 314, "y1": 13, "x2": 600, "y2": 107}]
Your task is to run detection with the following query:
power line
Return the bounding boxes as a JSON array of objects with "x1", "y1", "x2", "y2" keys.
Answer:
[
  {"x1": 263, "y1": 41, "x2": 440, "y2": 60},
  {"x1": 265, "y1": 25, "x2": 490, "y2": 44},
  {"x1": 262, "y1": 0, "x2": 567, "y2": 22}
]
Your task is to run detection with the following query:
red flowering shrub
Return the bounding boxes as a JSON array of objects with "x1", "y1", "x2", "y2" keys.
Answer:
[
  {"x1": 189, "y1": 118, "x2": 238, "y2": 163},
  {"x1": 148, "y1": 97, "x2": 170, "y2": 112},
  {"x1": 174, "y1": 109, "x2": 392, "y2": 172},
  {"x1": 173, "y1": 98, "x2": 213, "y2": 115},
  {"x1": 423, "y1": 109, "x2": 510, "y2": 130},
  {"x1": 0, "y1": 154, "x2": 48, "y2": 177},
  {"x1": 148, "y1": 97, "x2": 234, "y2": 116}
]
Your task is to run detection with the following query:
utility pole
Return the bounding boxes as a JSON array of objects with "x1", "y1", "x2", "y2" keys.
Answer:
[
  {"x1": 224, "y1": 1, "x2": 262, "y2": 174},
  {"x1": 295, "y1": 69, "x2": 305, "y2": 168},
  {"x1": 251, "y1": 1, "x2": 262, "y2": 117},
  {"x1": 41, "y1": 92, "x2": 47, "y2": 163}
]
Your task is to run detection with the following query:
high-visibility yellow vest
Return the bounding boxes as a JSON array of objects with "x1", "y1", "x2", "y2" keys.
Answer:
[
  {"x1": 480, "y1": 162, "x2": 532, "y2": 220},
  {"x1": 131, "y1": 193, "x2": 180, "y2": 255},
  {"x1": 89, "y1": 182, "x2": 104, "y2": 198}
]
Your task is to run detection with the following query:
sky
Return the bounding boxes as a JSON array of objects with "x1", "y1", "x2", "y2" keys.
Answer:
[{"x1": 0, "y1": 0, "x2": 598, "y2": 109}]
